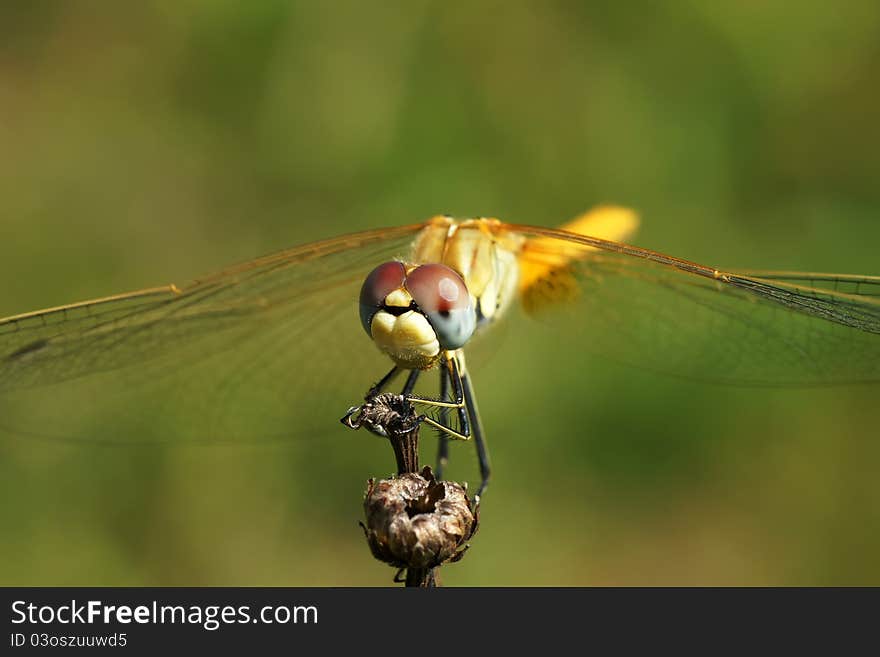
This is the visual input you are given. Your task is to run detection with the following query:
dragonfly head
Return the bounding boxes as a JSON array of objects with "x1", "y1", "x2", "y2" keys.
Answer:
[{"x1": 359, "y1": 261, "x2": 476, "y2": 369}]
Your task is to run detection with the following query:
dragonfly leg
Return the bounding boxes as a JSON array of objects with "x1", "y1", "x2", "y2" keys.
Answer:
[
  {"x1": 354, "y1": 357, "x2": 475, "y2": 464},
  {"x1": 435, "y1": 365, "x2": 450, "y2": 479},
  {"x1": 401, "y1": 369, "x2": 420, "y2": 396},
  {"x1": 368, "y1": 365, "x2": 402, "y2": 397},
  {"x1": 461, "y1": 370, "x2": 490, "y2": 500},
  {"x1": 355, "y1": 363, "x2": 468, "y2": 440},
  {"x1": 405, "y1": 355, "x2": 470, "y2": 441},
  {"x1": 447, "y1": 355, "x2": 470, "y2": 441},
  {"x1": 412, "y1": 356, "x2": 489, "y2": 499}
]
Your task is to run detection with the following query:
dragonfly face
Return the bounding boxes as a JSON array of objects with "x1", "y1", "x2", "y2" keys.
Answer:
[{"x1": 359, "y1": 261, "x2": 476, "y2": 369}]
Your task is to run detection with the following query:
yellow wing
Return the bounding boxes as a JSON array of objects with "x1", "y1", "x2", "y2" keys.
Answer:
[
  {"x1": 506, "y1": 216, "x2": 879, "y2": 385},
  {"x1": 518, "y1": 205, "x2": 639, "y2": 313}
]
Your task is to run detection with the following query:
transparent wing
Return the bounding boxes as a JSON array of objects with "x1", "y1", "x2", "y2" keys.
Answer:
[
  {"x1": 504, "y1": 223, "x2": 880, "y2": 385},
  {"x1": 0, "y1": 224, "x2": 426, "y2": 443}
]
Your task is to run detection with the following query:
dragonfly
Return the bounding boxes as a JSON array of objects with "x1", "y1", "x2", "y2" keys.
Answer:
[{"x1": 1, "y1": 206, "x2": 878, "y2": 499}]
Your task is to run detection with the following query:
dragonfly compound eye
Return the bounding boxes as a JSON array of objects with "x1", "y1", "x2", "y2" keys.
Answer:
[
  {"x1": 405, "y1": 264, "x2": 476, "y2": 350},
  {"x1": 359, "y1": 261, "x2": 407, "y2": 336}
]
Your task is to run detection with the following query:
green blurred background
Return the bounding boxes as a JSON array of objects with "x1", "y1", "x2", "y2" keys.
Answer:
[{"x1": 1, "y1": 1, "x2": 879, "y2": 585}]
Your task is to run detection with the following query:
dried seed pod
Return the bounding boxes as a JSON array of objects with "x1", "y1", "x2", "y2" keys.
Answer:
[{"x1": 363, "y1": 466, "x2": 478, "y2": 570}]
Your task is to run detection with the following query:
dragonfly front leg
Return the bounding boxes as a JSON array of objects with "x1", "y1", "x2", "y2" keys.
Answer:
[
  {"x1": 401, "y1": 369, "x2": 420, "y2": 396},
  {"x1": 368, "y1": 365, "x2": 402, "y2": 397},
  {"x1": 366, "y1": 364, "x2": 420, "y2": 398}
]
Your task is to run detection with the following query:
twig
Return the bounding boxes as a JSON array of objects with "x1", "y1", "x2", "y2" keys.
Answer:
[{"x1": 342, "y1": 393, "x2": 478, "y2": 587}]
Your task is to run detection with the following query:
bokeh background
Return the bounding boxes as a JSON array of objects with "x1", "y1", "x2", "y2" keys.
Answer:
[{"x1": 1, "y1": 1, "x2": 879, "y2": 585}]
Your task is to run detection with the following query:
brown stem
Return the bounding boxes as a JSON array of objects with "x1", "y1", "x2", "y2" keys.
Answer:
[
  {"x1": 389, "y1": 422, "x2": 420, "y2": 475},
  {"x1": 405, "y1": 567, "x2": 437, "y2": 587},
  {"x1": 343, "y1": 393, "x2": 438, "y2": 587}
]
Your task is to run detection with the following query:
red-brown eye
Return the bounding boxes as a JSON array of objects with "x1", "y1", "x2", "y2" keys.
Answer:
[
  {"x1": 359, "y1": 261, "x2": 406, "y2": 335},
  {"x1": 405, "y1": 264, "x2": 476, "y2": 349},
  {"x1": 405, "y1": 264, "x2": 470, "y2": 312},
  {"x1": 360, "y1": 261, "x2": 406, "y2": 308}
]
